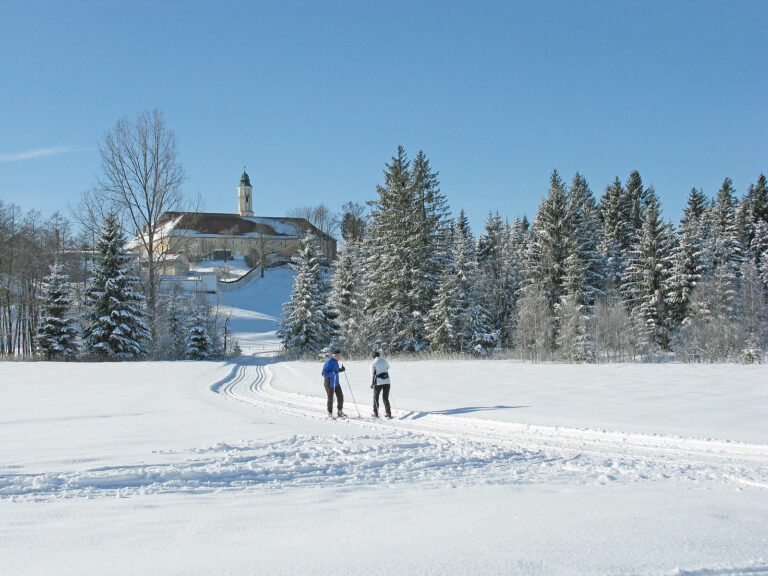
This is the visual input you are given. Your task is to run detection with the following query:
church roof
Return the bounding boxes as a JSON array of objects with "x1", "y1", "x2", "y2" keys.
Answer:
[
  {"x1": 239, "y1": 169, "x2": 251, "y2": 187},
  {"x1": 156, "y1": 212, "x2": 335, "y2": 243}
]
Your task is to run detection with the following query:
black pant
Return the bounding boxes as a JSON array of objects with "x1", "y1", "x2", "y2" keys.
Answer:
[
  {"x1": 373, "y1": 384, "x2": 391, "y2": 417},
  {"x1": 324, "y1": 378, "x2": 344, "y2": 414}
]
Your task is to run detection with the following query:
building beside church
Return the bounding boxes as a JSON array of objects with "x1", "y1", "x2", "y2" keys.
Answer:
[{"x1": 153, "y1": 169, "x2": 336, "y2": 266}]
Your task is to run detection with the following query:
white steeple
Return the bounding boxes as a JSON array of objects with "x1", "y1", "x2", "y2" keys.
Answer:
[{"x1": 238, "y1": 167, "x2": 253, "y2": 217}]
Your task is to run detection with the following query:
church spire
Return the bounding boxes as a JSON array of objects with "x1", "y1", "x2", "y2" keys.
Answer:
[
  {"x1": 238, "y1": 167, "x2": 253, "y2": 216},
  {"x1": 240, "y1": 167, "x2": 251, "y2": 188}
]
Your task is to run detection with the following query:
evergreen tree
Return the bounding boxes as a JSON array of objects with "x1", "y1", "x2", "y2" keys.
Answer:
[
  {"x1": 165, "y1": 286, "x2": 188, "y2": 360},
  {"x1": 565, "y1": 172, "x2": 604, "y2": 306},
  {"x1": 599, "y1": 177, "x2": 632, "y2": 293},
  {"x1": 525, "y1": 170, "x2": 571, "y2": 309},
  {"x1": 83, "y1": 213, "x2": 150, "y2": 359},
  {"x1": 186, "y1": 306, "x2": 213, "y2": 360},
  {"x1": 453, "y1": 211, "x2": 496, "y2": 354},
  {"x1": 279, "y1": 232, "x2": 334, "y2": 354},
  {"x1": 751, "y1": 220, "x2": 768, "y2": 291},
  {"x1": 668, "y1": 188, "x2": 709, "y2": 328},
  {"x1": 329, "y1": 240, "x2": 367, "y2": 354},
  {"x1": 426, "y1": 235, "x2": 460, "y2": 353},
  {"x1": 707, "y1": 177, "x2": 743, "y2": 271},
  {"x1": 36, "y1": 261, "x2": 78, "y2": 360},
  {"x1": 364, "y1": 147, "x2": 450, "y2": 352},
  {"x1": 622, "y1": 191, "x2": 675, "y2": 351},
  {"x1": 703, "y1": 178, "x2": 743, "y2": 309},
  {"x1": 625, "y1": 170, "x2": 649, "y2": 237},
  {"x1": 741, "y1": 174, "x2": 768, "y2": 270},
  {"x1": 410, "y1": 150, "x2": 452, "y2": 315},
  {"x1": 364, "y1": 146, "x2": 416, "y2": 351},
  {"x1": 476, "y1": 212, "x2": 516, "y2": 347},
  {"x1": 504, "y1": 216, "x2": 529, "y2": 347}
]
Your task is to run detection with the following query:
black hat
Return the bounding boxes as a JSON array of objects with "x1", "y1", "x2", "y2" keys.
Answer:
[
  {"x1": 332, "y1": 349, "x2": 342, "y2": 355},
  {"x1": 372, "y1": 351, "x2": 380, "y2": 358}
]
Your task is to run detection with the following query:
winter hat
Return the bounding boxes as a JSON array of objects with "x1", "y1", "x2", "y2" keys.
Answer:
[
  {"x1": 332, "y1": 349, "x2": 342, "y2": 356},
  {"x1": 372, "y1": 351, "x2": 380, "y2": 358}
]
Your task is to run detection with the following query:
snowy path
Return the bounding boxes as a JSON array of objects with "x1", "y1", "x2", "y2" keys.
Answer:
[{"x1": 212, "y1": 355, "x2": 768, "y2": 492}]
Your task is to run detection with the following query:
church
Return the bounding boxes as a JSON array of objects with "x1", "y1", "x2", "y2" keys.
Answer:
[{"x1": 154, "y1": 169, "x2": 336, "y2": 266}]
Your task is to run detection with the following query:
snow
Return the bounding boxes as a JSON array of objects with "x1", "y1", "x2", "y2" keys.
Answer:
[
  {"x1": 191, "y1": 255, "x2": 252, "y2": 279},
  {"x1": 1, "y1": 265, "x2": 767, "y2": 575},
  {"x1": 241, "y1": 216, "x2": 301, "y2": 236}
]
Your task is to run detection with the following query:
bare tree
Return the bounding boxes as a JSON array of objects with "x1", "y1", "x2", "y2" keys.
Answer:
[
  {"x1": 515, "y1": 285, "x2": 554, "y2": 362},
  {"x1": 245, "y1": 230, "x2": 269, "y2": 277},
  {"x1": 0, "y1": 202, "x2": 64, "y2": 357},
  {"x1": 97, "y1": 109, "x2": 186, "y2": 341},
  {"x1": 288, "y1": 204, "x2": 340, "y2": 239},
  {"x1": 340, "y1": 201, "x2": 367, "y2": 242}
]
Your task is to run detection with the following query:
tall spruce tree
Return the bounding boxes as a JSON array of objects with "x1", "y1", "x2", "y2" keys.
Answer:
[
  {"x1": 453, "y1": 211, "x2": 496, "y2": 354},
  {"x1": 279, "y1": 232, "x2": 334, "y2": 354},
  {"x1": 741, "y1": 174, "x2": 768, "y2": 270},
  {"x1": 83, "y1": 213, "x2": 150, "y2": 359},
  {"x1": 622, "y1": 191, "x2": 675, "y2": 351},
  {"x1": 410, "y1": 150, "x2": 451, "y2": 317},
  {"x1": 330, "y1": 240, "x2": 367, "y2": 354},
  {"x1": 525, "y1": 170, "x2": 571, "y2": 308},
  {"x1": 476, "y1": 212, "x2": 514, "y2": 344},
  {"x1": 599, "y1": 177, "x2": 632, "y2": 293},
  {"x1": 625, "y1": 170, "x2": 649, "y2": 237},
  {"x1": 504, "y1": 216, "x2": 529, "y2": 347},
  {"x1": 707, "y1": 178, "x2": 743, "y2": 273},
  {"x1": 426, "y1": 221, "x2": 460, "y2": 353},
  {"x1": 36, "y1": 261, "x2": 78, "y2": 360},
  {"x1": 364, "y1": 147, "x2": 449, "y2": 352},
  {"x1": 522, "y1": 170, "x2": 571, "y2": 355},
  {"x1": 566, "y1": 172, "x2": 604, "y2": 306},
  {"x1": 751, "y1": 220, "x2": 768, "y2": 291},
  {"x1": 668, "y1": 188, "x2": 709, "y2": 328}
]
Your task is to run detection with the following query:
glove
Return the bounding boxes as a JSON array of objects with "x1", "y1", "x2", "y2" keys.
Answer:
[{"x1": 339, "y1": 366, "x2": 345, "y2": 372}]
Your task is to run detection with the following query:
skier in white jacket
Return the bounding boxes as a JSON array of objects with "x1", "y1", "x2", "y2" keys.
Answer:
[{"x1": 370, "y1": 351, "x2": 392, "y2": 418}]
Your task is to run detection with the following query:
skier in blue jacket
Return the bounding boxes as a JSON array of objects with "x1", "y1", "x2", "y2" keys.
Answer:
[{"x1": 322, "y1": 350, "x2": 346, "y2": 418}]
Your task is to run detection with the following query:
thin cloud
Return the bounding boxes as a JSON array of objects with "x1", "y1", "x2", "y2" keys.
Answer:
[{"x1": 0, "y1": 146, "x2": 95, "y2": 163}]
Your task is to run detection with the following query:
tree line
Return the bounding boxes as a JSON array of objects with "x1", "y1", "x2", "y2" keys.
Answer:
[{"x1": 280, "y1": 146, "x2": 768, "y2": 363}]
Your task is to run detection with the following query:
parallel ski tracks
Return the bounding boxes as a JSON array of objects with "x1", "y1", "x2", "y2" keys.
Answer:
[{"x1": 213, "y1": 356, "x2": 768, "y2": 489}]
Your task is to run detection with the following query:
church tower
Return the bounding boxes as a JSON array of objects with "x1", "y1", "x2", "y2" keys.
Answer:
[{"x1": 238, "y1": 168, "x2": 254, "y2": 217}]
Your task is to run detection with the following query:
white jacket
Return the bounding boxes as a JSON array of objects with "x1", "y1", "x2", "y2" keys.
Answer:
[{"x1": 370, "y1": 357, "x2": 391, "y2": 385}]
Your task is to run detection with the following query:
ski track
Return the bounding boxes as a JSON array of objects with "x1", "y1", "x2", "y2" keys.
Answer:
[{"x1": 3, "y1": 354, "x2": 767, "y2": 502}]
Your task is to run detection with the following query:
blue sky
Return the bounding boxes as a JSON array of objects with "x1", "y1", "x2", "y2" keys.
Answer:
[{"x1": 1, "y1": 0, "x2": 766, "y2": 233}]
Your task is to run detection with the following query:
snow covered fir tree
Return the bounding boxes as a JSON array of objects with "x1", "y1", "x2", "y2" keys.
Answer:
[
  {"x1": 185, "y1": 305, "x2": 214, "y2": 360},
  {"x1": 35, "y1": 261, "x2": 78, "y2": 360},
  {"x1": 284, "y1": 147, "x2": 766, "y2": 363},
  {"x1": 82, "y1": 213, "x2": 151, "y2": 360},
  {"x1": 278, "y1": 231, "x2": 335, "y2": 355}
]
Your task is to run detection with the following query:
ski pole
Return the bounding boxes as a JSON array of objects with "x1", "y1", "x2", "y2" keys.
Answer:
[
  {"x1": 388, "y1": 388, "x2": 397, "y2": 417},
  {"x1": 343, "y1": 370, "x2": 361, "y2": 418}
]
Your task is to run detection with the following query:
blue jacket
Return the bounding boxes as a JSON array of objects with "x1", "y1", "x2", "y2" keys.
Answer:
[{"x1": 322, "y1": 357, "x2": 342, "y2": 388}]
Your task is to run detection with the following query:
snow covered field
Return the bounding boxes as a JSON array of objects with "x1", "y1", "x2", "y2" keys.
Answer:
[{"x1": 1, "y1": 267, "x2": 767, "y2": 575}]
